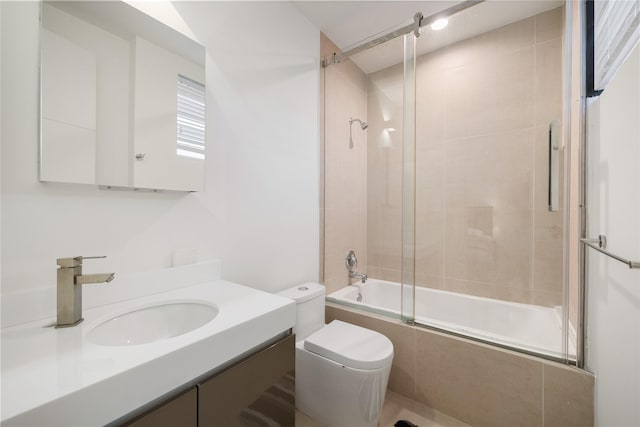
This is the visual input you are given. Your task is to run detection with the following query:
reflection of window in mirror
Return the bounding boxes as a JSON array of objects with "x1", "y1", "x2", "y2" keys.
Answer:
[
  {"x1": 132, "y1": 36, "x2": 205, "y2": 191},
  {"x1": 177, "y1": 75, "x2": 205, "y2": 161}
]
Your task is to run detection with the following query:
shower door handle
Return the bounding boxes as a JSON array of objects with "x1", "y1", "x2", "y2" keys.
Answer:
[{"x1": 548, "y1": 120, "x2": 561, "y2": 212}]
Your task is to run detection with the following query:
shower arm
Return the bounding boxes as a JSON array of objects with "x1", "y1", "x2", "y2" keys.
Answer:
[
  {"x1": 349, "y1": 118, "x2": 368, "y2": 130},
  {"x1": 322, "y1": 0, "x2": 484, "y2": 68}
]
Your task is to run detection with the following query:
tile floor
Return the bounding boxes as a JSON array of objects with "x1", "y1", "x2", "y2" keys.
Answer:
[{"x1": 295, "y1": 391, "x2": 470, "y2": 427}]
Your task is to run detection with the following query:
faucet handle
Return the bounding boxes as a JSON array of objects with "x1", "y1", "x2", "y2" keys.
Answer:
[
  {"x1": 57, "y1": 256, "x2": 107, "y2": 268},
  {"x1": 345, "y1": 250, "x2": 358, "y2": 271}
]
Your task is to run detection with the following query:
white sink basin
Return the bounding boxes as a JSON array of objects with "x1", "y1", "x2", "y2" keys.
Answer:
[{"x1": 87, "y1": 301, "x2": 218, "y2": 346}]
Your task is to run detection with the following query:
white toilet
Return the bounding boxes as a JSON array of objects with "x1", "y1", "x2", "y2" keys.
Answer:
[{"x1": 278, "y1": 282, "x2": 393, "y2": 427}]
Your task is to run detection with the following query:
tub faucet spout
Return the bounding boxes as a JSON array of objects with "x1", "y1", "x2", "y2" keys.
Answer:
[{"x1": 349, "y1": 270, "x2": 367, "y2": 283}]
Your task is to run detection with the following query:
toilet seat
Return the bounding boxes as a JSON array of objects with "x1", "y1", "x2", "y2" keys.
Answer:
[{"x1": 304, "y1": 320, "x2": 394, "y2": 370}]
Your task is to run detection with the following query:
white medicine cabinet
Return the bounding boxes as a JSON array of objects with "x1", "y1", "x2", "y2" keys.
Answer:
[{"x1": 39, "y1": 1, "x2": 206, "y2": 192}]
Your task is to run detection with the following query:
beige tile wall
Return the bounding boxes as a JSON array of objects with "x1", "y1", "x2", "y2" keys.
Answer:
[
  {"x1": 321, "y1": 34, "x2": 368, "y2": 294},
  {"x1": 327, "y1": 303, "x2": 594, "y2": 427},
  {"x1": 366, "y1": 8, "x2": 566, "y2": 306},
  {"x1": 366, "y1": 65, "x2": 405, "y2": 282}
]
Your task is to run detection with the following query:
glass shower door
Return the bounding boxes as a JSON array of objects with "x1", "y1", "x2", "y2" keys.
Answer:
[{"x1": 409, "y1": 3, "x2": 572, "y2": 361}]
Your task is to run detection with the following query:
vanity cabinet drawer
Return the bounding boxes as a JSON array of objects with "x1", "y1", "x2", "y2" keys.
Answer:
[
  {"x1": 125, "y1": 388, "x2": 197, "y2": 427},
  {"x1": 198, "y1": 334, "x2": 295, "y2": 427}
]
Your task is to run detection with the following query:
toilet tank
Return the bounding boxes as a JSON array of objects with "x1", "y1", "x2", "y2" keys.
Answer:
[{"x1": 277, "y1": 283, "x2": 325, "y2": 341}]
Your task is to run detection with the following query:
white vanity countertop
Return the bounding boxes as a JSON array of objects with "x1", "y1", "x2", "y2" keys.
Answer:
[{"x1": 1, "y1": 279, "x2": 296, "y2": 426}]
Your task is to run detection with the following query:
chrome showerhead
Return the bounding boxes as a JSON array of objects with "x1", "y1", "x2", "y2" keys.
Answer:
[{"x1": 349, "y1": 117, "x2": 368, "y2": 130}]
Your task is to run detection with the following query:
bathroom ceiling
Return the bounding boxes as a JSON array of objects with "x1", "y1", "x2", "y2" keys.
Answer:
[
  {"x1": 294, "y1": 0, "x2": 564, "y2": 73},
  {"x1": 293, "y1": 1, "x2": 457, "y2": 49}
]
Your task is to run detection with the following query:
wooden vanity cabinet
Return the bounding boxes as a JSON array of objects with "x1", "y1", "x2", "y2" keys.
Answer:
[
  {"x1": 120, "y1": 333, "x2": 295, "y2": 427},
  {"x1": 198, "y1": 334, "x2": 295, "y2": 426},
  {"x1": 126, "y1": 388, "x2": 197, "y2": 427}
]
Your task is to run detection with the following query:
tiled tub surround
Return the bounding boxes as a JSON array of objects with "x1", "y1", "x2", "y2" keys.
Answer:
[
  {"x1": 1, "y1": 261, "x2": 296, "y2": 426},
  {"x1": 327, "y1": 303, "x2": 594, "y2": 427},
  {"x1": 366, "y1": 7, "x2": 566, "y2": 308},
  {"x1": 321, "y1": 33, "x2": 368, "y2": 294},
  {"x1": 329, "y1": 280, "x2": 573, "y2": 358}
]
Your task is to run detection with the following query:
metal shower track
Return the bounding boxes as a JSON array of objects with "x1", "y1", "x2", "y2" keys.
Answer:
[{"x1": 322, "y1": 0, "x2": 484, "y2": 68}]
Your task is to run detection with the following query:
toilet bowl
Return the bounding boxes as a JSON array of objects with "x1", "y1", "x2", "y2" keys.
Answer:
[{"x1": 278, "y1": 283, "x2": 393, "y2": 427}]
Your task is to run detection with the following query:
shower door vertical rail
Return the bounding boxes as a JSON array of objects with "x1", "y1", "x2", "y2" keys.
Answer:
[{"x1": 400, "y1": 33, "x2": 417, "y2": 323}]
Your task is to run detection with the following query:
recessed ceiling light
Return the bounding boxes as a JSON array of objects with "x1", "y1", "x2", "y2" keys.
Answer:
[{"x1": 431, "y1": 18, "x2": 448, "y2": 31}]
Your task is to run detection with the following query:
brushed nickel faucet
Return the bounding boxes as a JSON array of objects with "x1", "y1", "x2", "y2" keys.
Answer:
[
  {"x1": 56, "y1": 256, "x2": 115, "y2": 328},
  {"x1": 349, "y1": 270, "x2": 368, "y2": 283}
]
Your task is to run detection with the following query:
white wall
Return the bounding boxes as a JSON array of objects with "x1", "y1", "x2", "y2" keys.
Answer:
[
  {"x1": 586, "y1": 44, "x2": 640, "y2": 426},
  {"x1": 0, "y1": 1, "x2": 320, "y2": 326}
]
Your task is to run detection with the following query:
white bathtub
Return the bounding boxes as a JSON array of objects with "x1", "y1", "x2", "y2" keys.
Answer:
[{"x1": 328, "y1": 279, "x2": 576, "y2": 359}]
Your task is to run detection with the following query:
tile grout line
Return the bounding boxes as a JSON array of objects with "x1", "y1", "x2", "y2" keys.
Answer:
[
  {"x1": 413, "y1": 326, "x2": 417, "y2": 400},
  {"x1": 537, "y1": 14, "x2": 543, "y2": 426},
  {"x1": 531, "y1": 17, "x2": 538, "y2": 305},
  {"x1": 541, "y1": 363, "x2": 545, "y2": 427}
]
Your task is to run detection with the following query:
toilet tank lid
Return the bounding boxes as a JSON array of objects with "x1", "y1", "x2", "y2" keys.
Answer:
[
  {"x1": 277, "y1": 282, "x2": 325, "y2": 302},
  {"x1": 304, "y1": 320, "x2": 394, "y2": 370}
]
